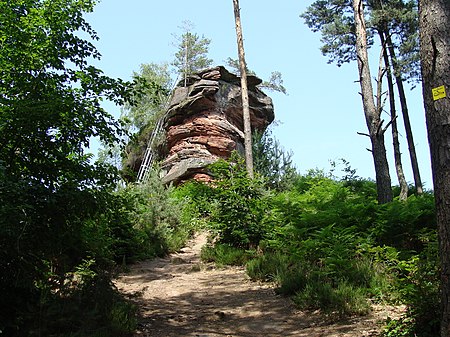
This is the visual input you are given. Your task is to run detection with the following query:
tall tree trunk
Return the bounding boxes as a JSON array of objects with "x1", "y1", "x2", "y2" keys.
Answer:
[
  {"x1": 385, "y1": 33, "x2": 424, "y2": 194},
  {"x1": 418, "y1": 0, "x2": 450, "y2": 336},
  {"x1": 380, "y1": 31, "x2": 409, "y2": 201},
  {"x1": 353, "y1": 0, "x2": 393, "y2": 204},
  {"x1": 184, "y1": 40, "x2": 188, "y2": 87},
  {"x1": 233, "y1": 0, "x2": 254, "y2": 178}
]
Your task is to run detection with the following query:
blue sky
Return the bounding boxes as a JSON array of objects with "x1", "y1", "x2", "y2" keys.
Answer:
[{"x1": 86, "y1": 0, "x2": 433, "y2": 188}]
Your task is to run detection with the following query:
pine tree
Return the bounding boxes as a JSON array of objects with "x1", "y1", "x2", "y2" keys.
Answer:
[
  {"x1": 301, "y1": 0, "x2": 423, "y2": 201},
  {"x1": 353, "y1": 0, "x2": 393, "y2": 203},
  {"x1": 172, "y1": 20, "x2": 213, "y2": 87}
]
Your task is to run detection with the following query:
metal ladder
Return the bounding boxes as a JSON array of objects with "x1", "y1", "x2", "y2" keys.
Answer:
[
  {"x1": 136, "y1": 77, "x2": 180, "y2": 183},
  {"x1": 136, "y1": 114, "x2": 166, "y2": 182}
]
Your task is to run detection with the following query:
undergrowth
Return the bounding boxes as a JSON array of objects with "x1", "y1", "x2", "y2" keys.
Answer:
[{"x1": 176, "y1": 154, "x2": 438, "y2": 333}]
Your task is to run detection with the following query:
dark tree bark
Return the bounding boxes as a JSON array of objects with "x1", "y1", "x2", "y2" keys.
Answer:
[
  {"x1": 233, "y1": 0, "x2": 254, "y2": 178},
  {"x1": 385, "y1": 34, "x2": 424, "y2": 194},
  {"x1": 353, "y1": 0, "x2": 393, "y2": 203},
  {"x1": 418, "y1": 0, "x2": 450, "y2": 336},
  {"x1": 380, "y1": 31, "x2": 409, "y2": 201}
]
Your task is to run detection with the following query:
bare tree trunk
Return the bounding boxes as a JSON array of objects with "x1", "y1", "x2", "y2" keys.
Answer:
[
  {"x1": 419, "y1": 0, "x2": 450, "y2": 336},
  {"x1": 233, "y1": 0, "x2": 254, "y2": 178},
  {"x1": 353, "y1": 0, "x2": 393, "y2": 204},
  {"x1": 184, "y1": 41, "x2": 188, "y2": 87},
  {"x1": 380, "y1": 31, "x2": 408, "y2": 200},
  {"x1": 385, "y1": 33, "x2": 424, "y2": 194}
]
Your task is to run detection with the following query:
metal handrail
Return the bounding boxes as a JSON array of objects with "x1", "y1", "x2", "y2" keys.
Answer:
[{"x1": 137, "y1": 76, "x2": 180, "y2": 182}]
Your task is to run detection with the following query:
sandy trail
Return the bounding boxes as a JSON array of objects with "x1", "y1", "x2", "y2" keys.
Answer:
[{"x1": 114, "y1": 233, "x2": 400, "y2": 337}]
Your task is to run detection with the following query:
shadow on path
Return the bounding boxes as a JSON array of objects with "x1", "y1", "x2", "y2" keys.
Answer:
[{"x1": 114, "y1": 233, "x2": 399, "y2": 337}]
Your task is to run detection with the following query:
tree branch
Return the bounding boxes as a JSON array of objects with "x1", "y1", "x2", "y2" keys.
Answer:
[
  {"x1": 383, "y1": 115, "x2": 397, "y2": 133},
  {"x1": 377, "y1": 119, "x2": 385, "y2": 136}
]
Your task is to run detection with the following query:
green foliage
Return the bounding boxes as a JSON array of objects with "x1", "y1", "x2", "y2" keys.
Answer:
[
  {"x1": 172, "y1": 20, "x2": 213, "y2": 86},
  {"x1": 246, "y1": 252, "x2": 291, "y2": 282},
  {"x1": 30, "y1": 266, "x2": 136, "y2": 337},
  {"x1": 113, "y1": 167, "x2": 192, "y2": 262},
  {"x1": 259, "y1": 71, "x2": 288, "y2": 94},
  {"x1": 381, "y1": 237, "x2": 440, "y2": 337},
  {"x1": 302, "y1": 0, "x2": 420, "y2": 86},
  {"x1": 0, "y1": 0, "x2": 141, "y2": 334},
  {"x1": 372, "y1": 193, "x2": 436, "y2": 250},
  {"x1": 294, "y1": 280, "x2": 371, "y2": 317},
  {"x1": 369, "y1": 0, "x2": 421, "y2": 85},
  {"x1": 121, "y1": 62, "x2": 172, "y2": 132},
  {"x1": 265, "y1": 176, "x2": 378, "y2": 248},
  {"x1": 224, "y1": 57, "x2": 256, "y2": 75},
  {"x1": 247, "y1": 251, "x2": 377, "y2": 317},
  {"x1": 201, "y1": 244, "x2": 255, "y2": 266},
  {"x1": 0, "y1": 163, "x2": 189, "y2": 334},
  {"x1": 252, "y1": 129, "x2": 298, "y2": 191},
  {"x1": 301, "y1": 0, "x2": 359, "y2": 66},
  {"x1": 224, "y1": 57, "x2": 287, "y2": 94},
  {"x1": 207, "y1": 154, "x2": 268, "y2": 248},
  {"x1": 170, "y1": 180, "x2": 214, "y2": 229},
  {"x1": 244, "y1": 172, "x2": 436, "y2": 319}
]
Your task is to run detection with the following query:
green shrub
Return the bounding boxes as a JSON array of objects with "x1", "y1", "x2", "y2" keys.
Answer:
[
  {"x1": 252, "y1": 129, "x2": 298, "y2": 191},
  {"x1": 200, "y1": 243, "x2": 255, "y2": 266},
  {"x1": 23, "y1": 259, "x2": 136, "y2": 337},
  {"x1": 381, "y1": 238, "x2": 440, "y2": 337},
  {"x1": 171, "y1": 180, "x2": 214, "y2": 229},
  {"x1": 293, "y1": 280, "x2": 370, "y2": 317},
  {"x1": 276, "y1": 263, "x2": 310, "y2": 296},
  {"x1": 108, "y1": 167, "x2": 193, "y2": 263},
  {"x1": 250, "y1": 177, "x2": 400, "y2": 317},
  {"x1": 372, "y1": 194, "x2": 436, "y2": 251},
  {"x1": 382, "y1": 316, "x2": 417, "y2": 337},
  {"x1": 246, "y1": 252, "x2": 291, "y2": 282},
  {"x1": 206, "y1": 154, "x2": 269, "y2": 248}
]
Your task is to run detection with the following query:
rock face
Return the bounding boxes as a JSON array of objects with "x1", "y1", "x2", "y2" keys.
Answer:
[{"x1": 160, "y1": 66, "x2": 274, "y2": 184}]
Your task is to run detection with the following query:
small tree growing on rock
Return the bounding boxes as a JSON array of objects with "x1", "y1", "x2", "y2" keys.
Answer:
[{"x1": 172, "y1": 20, "x2": 213, "y2": 87}]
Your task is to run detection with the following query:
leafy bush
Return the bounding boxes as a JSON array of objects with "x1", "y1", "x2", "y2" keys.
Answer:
[
  {"x1": 246, "y1": 250, "x2": 376, "y2": 317},
  {"x1": 201, "y1": 243, "x2": 255, "y2": 266},
  {"x1": 252, "y1": 129, "x2": 298, "y2": 191},
  {"x1": 0, "y1": 166, "x2": 133, "y2": 335},
  {"x1": 293, "y1": 279, "x2": 370, "y2": 317},
  {"x1": 171, "y1": 155, "x2": 438, "y2": 325},
  {"x1": 206, "y1": 154, "x2": 269, "y2": 248},
  {"x1": 246, "y1": 252, "x2": 292, "y2": 282},
  {"x1": 381, "y1": 237, "x2": 440, "y2": 337},
  {"x1": 111, "y1": 167, "x2": 193, "y2": 263},
  {"x1": 170, "y1": 179, "x2": 214, "y2": 229},
  {"x1": 246, "y1": 174, "x2": 436, "y2": 318},
  {"x1": 371, "y1": 193, "x2": 436, "y2": 251},
  {"x1": 30, "y1": 263, "x2": 136, "y2": 337}
]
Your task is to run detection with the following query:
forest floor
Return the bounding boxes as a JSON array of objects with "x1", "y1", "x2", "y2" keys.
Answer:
[{"x1": 114, "y1": 232, "x2": 404, "y2": 337}]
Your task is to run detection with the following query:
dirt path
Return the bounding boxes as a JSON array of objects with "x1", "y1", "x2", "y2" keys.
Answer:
[{"x1": 114, "y1": 233, "x2": 401, "y2": 337}]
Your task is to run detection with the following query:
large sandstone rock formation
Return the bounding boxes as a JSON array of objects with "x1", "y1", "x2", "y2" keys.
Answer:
[{"x1": 160, "y1": 66, "x2": 274, "y2": 184}]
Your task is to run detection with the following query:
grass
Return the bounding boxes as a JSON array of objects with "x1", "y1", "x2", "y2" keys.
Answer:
[{"x1": 200, "y1": 243, "x2": 255, "y2": 266}]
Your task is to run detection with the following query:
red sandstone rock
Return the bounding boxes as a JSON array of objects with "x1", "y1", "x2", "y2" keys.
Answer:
[{"x1": 161, "y1": 66, "x2": 274, "y2": 184}]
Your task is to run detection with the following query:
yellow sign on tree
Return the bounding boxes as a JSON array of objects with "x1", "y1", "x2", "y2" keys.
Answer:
[{"x1": 432, "y1": 85, "x2": 447, "y2": 101}]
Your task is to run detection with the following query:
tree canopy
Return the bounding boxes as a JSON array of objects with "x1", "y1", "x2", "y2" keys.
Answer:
[
  {"x1": 172, "y1": 20, "x2": 213, "y2": 86},
  {"x1": 301, "y1": 0, "x2": 420, "y2": 82},
  {"x1": 0, "y1": 0, "x2": 136, "y2": 333}
]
